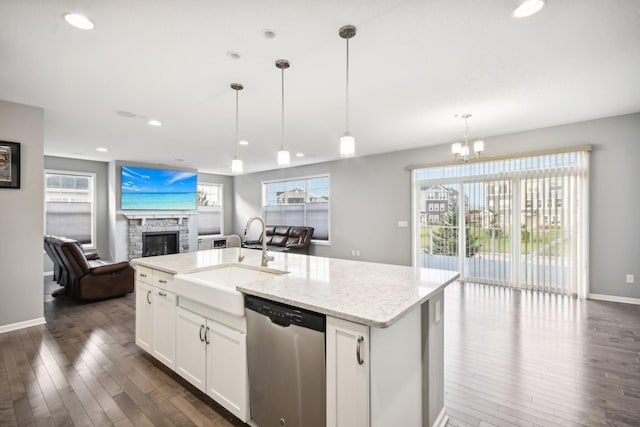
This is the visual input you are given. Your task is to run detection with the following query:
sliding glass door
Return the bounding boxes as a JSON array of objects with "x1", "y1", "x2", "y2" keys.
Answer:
[{"x1": 413, "y1": 149, "x2": 589, "y2": 296}]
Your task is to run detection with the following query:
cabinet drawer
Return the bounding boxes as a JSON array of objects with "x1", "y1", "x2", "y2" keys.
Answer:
[
  {"x1": 153, "y1": 270, "x2": 175, "y2": 292},
  {"x1": 136, "y1": 266, "x2": 152, "y2": 284}
]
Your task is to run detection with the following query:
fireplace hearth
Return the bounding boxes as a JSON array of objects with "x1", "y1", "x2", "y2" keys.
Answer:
[{"x1": 142, "y1": 231, "x2": 179, "y2": 257}]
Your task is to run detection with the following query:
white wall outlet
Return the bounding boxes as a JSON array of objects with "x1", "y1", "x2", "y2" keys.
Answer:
[
  {"x1": 626, "y1": 274, "x2": 634, "y2": 284},
  {"x1": 351, "y1": 250, "x2": 356, "y2": 256},
  {"x1": 355, "y1": 250, "x2": 360, "y2": 257},
  {"x1": 397, "y1": 220, "x2": 408, "y2": 228}
]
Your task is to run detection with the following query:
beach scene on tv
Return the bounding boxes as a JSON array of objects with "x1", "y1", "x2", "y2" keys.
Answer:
[{"x1": 121, "y1": 166, "x2": 197, "y2": 210}]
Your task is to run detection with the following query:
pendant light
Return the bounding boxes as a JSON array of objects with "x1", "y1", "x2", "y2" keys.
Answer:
[
  {"x1": 231, "y1": 83, "x2": 244, "y2": 174},
  {"x1": 339, "y1": 25, "x2": 356, "y2": 158},
  {"x1": 276, "y1": 59, "x2": 290, "y2": 167}
]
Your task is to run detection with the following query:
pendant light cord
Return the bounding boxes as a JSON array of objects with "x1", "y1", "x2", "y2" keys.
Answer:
[
  {"x1": 281, "y1": 66, "x2": 285, "y2": 151},
  {"x1": 345, "y1": 36, "x2": 350, "y2": 134},
  {"x1": 235, "y1": 89, "x2": 239, "y2": 159}
]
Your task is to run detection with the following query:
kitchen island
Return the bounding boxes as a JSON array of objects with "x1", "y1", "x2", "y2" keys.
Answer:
[{"x1": 132, "y1": 248, "x2": 458, "y2": 427}]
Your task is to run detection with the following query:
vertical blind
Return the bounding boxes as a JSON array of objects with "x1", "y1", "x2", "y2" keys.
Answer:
[{"x1": 413, "y1": 148, "x2": 589, "y2": 297}]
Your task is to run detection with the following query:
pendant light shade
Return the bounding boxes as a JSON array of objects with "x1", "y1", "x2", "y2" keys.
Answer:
[
  {"x1": 276, "y1": 59, "x2": 290, "y2": 167},
  {"x1": 230, "y1": 83, "x2": 244, "y2": 175},
  {"x1": 339, "y1": 25, "x2": 356, "y2": 158},
  {"x1": 340, "y1": 134, "x2": 355, "y2": 158},
  {"x1": 231, "y1": 158, "x2": 243, "y2": 174},
  {"x1": 277, "y1": 150, "x2": 290, "y2": 167}
]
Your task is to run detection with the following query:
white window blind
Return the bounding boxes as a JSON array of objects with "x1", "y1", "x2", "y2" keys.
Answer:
[
  {"x1": 197, "y1": 183, "x2": 223, "y2": 236},
  {"x1": 413, "y1": 148, "x2": 589, "y2": 297},
  {"x1": 262, "y1": 175, "x2": 330, "y2": 242},
  {"x1": 45, "y1": 171, "x2": 96, "y2": 248}
]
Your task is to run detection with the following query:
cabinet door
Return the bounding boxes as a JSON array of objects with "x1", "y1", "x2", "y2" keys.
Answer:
[
  {"x1": 326, "y1": 316, "x2": 369, "y2": 427},
  {"x1": 206, "y1": 320, "x2": 249, "y2": 422},
  {"x1": 176, "y1": 307, "x2": 207, "y2": 392},
  {"x1": 152, "y1": 289, "x2": 177, "y2": 369},
  {"x1": 135, "y1": 281, "x2": 153, "y2": 353}
]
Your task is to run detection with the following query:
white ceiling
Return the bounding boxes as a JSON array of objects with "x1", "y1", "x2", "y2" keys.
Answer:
[{"x1": 1, "y1": 0, "x2": 639, "y2": 175}]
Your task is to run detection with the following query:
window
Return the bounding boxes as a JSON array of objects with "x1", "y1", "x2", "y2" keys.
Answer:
[
  {"x1": 263, "y1": 175, "x2": 329, "y2": 242},
  {"x1": 439, "y1": 203, "x2": 445, "y2": 212},
  {"x1": 45, "y1": 171, "x2": 96, "y2": 248},
  {"x1": 428, "y1": 204, "x2": 434, "y2": 212},
  {"x1": 197, "y1": 183, "x2": 223, "y2": 236}
]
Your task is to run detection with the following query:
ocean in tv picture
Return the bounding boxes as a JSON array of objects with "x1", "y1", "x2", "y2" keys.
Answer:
[{"x1": 121, "y1": 192, "x2": 196, "y2": 210}]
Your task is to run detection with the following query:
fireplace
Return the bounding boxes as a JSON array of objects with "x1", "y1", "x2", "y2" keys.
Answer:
[{"x1": 142, "y1": 231, "x2": 179, "y2": 257}]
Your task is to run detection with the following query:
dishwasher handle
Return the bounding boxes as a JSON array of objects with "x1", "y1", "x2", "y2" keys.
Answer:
[{"x1": 269, "y1": 316, "x2": 291, "y2": 328}]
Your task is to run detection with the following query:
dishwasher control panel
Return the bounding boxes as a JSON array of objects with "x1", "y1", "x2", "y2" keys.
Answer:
[{"x1": 245, "y1": 295, "x2": 325, "y2": 332}]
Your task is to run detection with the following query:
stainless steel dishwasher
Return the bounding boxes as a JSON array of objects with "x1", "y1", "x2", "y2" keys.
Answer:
[{"x1": 245, "y1": 295, "x2": 326, "y2": 427}]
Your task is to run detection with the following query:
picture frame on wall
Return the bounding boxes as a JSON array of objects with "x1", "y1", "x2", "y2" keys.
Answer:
[{"x1": 0, "y1": 141, "x2": 20, "y2": 189}]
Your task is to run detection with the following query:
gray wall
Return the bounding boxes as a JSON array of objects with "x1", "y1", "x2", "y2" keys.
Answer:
[
  {"x1": 233, "y1": 113, "x2": 640, "y2": 299},
  {"x1": 44, "y1": 156, "x2": 110, "y2": 265},
  {"x1": 0, "y1": 100, "x2": 45, "y2": 329}
]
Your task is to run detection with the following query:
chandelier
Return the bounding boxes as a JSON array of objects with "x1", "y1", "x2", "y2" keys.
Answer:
[{"x1": 452, "y1": 114, "x2": 484, "y2": 163}]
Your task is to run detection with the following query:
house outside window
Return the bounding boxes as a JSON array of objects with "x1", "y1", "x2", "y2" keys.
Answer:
[
  {"x1": 45, "y1": 170, "x2": 96, "y2": 248},
  {"x1": 262, "y1": 175, "x2": 330, "y2": 242},
  {"x1": 197, "y1": 183, "x2": 223, "y2": 236}
]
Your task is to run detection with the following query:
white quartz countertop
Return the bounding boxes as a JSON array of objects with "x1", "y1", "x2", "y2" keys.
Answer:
[{"x1": 132, "y1": 248, "x2": 459, "y2": 328}]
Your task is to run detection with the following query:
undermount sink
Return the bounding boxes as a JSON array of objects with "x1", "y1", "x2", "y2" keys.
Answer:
[{"x1": 174, "y1": 265, "x2": 287, "y2": 316}]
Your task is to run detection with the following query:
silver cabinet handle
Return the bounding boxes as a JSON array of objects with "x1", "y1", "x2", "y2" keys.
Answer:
[
  {"x1": 356, "y1": 335, "x2": 364, "y2": 365},
  {"x1": 158, "y1": 279, "x2": 167, "y2": 284},
  {"x1": 199, "y1": 324, "x2": 205, "y2": 342},
  {"x1": 158, "y1": 291, "x2": 167, "y2": 297},
  {"x1": 139, "y1": 273, "x2": 147, "y2": 278},
  {"x1": 205, "y1": 326, "x2": 210, "y2": 345},
  {"x1": 146, "y1": 290, "x2": 151, "y2": 304}
]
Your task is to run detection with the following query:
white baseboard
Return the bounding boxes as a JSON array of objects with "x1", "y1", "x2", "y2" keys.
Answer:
[
  {"x1": 0, "y1": 317, "x2": 46, "y2": 334},
  {"x1": 588, "y1": 293, "x2": 640, "y2": 305},
  {"x1": 432, "y1": 407, "x2": 449, "y2": 427}
]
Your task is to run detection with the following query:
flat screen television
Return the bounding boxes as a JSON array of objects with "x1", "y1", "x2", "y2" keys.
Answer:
[{"x1": 121, "y1": 166, "x2": 197, "y2": 210}]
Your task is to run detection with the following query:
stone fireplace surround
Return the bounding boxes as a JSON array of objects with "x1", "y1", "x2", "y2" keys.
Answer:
[{"x1": 124, "y1": 213, "x2": 190, "y2": 260}]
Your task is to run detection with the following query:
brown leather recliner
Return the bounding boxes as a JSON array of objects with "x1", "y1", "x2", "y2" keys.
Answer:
[{"x1": 59, "y1": 239, "x2": 134, "y2": 300}]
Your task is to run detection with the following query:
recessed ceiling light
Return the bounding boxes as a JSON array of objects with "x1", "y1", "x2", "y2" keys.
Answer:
[
  {"x1": 64, "y1": 13, "x2": 95, "y2": 30},
  {"x1": 513, "y1": 0, "x2": 545, "y2": 18},
  {"x1": 96, "y1": 147, "x2": 108, "y2": 152},
  {"x1": 295, "y1": 153, "x2": 304, "y2": 158},
  {"x1": 174, "y1": 158, "x2": 184, "y2": 162},
  {"x1": 261, "y1": 29, "x2": 277, "y2": 39},
  {"x1": 239, "y1": 140, "x2": 249, "y2": 146},
  {"x1": 226, "y1": 51, "x2": 241, "y2": 60},
  {"x1": 148, "y1": 119, "x2": 162, "y2": 126}
]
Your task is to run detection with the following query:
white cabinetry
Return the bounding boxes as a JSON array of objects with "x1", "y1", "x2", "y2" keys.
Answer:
[
  {"x1": 135, "y1": 281, "x2": 153, "y2": 353},
  {"x1": 326, "y1": 306, "x2": 423, "y2": 427},
  {"x1": 176, "y1": 307, "x2": 207, "y2": 391},
  {"x1": 134, "y1": 266, "x2": 176, "y2": 370},
  {"x1": 175, "y1": 306, "x2": 249, "y2": 422},
  {"x1": 152, "y1": 287, "x2": 176, "y2": 369},
  {"x1": 326, "y1": 316, "x2": 369, "y2": 427}
]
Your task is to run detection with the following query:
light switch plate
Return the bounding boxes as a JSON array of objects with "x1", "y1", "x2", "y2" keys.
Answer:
[{"x1": 397, "y1": 220, "x2": 408, "y2": 228}]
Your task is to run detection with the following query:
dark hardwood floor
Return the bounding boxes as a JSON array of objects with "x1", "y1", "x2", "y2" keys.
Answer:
[
  {"x1": 444, "y1": 282, "x2": 640, "y2": 427},
  {"x1": 1, "y1": 277, "x2": 639, "y2": 426}
]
